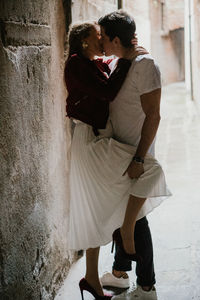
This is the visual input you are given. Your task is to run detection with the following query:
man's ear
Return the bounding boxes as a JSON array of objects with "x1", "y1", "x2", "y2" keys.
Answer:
[{"x1": 113, "y1": 36, "x2": 121, "y2": 46}]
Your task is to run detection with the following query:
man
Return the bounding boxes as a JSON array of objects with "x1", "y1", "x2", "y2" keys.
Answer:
[{"x1": 98, "y1": 10, "x2": 161, "y2": 300}]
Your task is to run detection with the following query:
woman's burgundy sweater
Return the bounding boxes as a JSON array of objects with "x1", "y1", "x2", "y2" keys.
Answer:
[{"x1": 64, "y1": 54, "x2": 131, "y2": 129}]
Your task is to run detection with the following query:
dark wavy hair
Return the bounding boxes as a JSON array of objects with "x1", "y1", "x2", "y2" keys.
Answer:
[
  {"x1": 98, "y1": 10, "x2": 136, "y2": 48},
  {"x1": 67, "y1": 21, "x2": 96, "y2": 58}
]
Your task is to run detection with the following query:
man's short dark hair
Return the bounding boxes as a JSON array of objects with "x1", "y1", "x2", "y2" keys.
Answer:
[{"x1": 98, "y1": 10, "x2": 136, "y2": 48}]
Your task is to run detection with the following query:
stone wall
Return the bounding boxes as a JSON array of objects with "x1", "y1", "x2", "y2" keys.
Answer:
[
  {"x1": 0, "y1": 0, "x2": 76, "y2": 299},
  {"x1": 0, "y1": 0, "x2": 122, "y2": 298}
]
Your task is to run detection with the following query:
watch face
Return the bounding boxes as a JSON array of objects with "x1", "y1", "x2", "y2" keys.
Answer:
[{"x1": 133, "y1": 156, "x2": 144, "y2": 163}]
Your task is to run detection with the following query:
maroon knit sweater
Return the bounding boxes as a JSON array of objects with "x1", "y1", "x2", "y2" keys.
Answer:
[{"x1": 64, "y1": 54, "x2": 131, "y2": 129}]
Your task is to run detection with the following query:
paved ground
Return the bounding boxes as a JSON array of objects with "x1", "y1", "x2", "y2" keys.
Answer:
[{"x1": 55, "y1": 82, "x2": 200, "y2": 300}]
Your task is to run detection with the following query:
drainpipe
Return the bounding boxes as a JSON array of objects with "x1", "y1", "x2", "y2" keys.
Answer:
[
  {"x1": 63, "y1": 0, "x2": 72, "y2": 34},
  {"x1": 188, "y1": 0, "x2": 194, "y2": 100},
  {"x1": 118, "y1": 0, "x2": 122, "y2": 9}
]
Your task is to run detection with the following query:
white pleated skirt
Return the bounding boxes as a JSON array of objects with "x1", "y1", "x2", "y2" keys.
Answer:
[{"x1": 68, "y1": 120, "x2": 171, "y2": 250}]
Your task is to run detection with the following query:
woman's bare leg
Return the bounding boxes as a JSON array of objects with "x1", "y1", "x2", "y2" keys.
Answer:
[
  {"x1": 85, "y1": 247, "x2": 104, "y2": 296},
  {"x1": 120, "y1": 195, "x2": 146, "y2": 254}
]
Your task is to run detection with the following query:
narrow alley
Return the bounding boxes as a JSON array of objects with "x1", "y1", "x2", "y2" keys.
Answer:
[
  {"x1": 1, "y1": 1, "x2": 200, "y2": 298},
  {"x1": 55, "y1": 82, "x2": 200, "y2": 300}
]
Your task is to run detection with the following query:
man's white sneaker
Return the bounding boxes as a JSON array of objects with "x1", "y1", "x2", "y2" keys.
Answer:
[
  {"x1": 100, "y1": 272, "x2": 130, "y2": 289},
  {"x1": 112, "y1": 285, "x2": 157, "y2": 300}
]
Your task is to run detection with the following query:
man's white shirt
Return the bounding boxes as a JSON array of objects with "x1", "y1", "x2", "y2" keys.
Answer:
[{"x1": 109, "y1": 54, "x2": 161, "y2": 157}]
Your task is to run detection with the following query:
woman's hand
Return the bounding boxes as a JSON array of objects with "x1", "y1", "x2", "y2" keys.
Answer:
[
  {"x1": 130, "y1": 33, "x2": 138, "y2": 46},
  {"x1": 134, "y1": 46, "x2": 149, "y2": 57},
  {"x1": 124, "y1": 46, "x2": 149, "y2": 60}
]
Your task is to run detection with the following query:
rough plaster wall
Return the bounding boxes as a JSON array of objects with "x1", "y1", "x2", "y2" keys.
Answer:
[
  {"x1": 123, "y1": 0, "x2": 151, "y2": 51},
  {"x1": 71, "y1": 0, "x2": 117, "y2": 22},
  {"x1": 170, "y1": 28, "x2": 185, "y2": 81},
  {"x1": 123, "y1": 0, "x2": 185, "y2": 84},
  {"x1": 0, "y1": 0, "x2": 75, "y2": 299},
  {"x1": 192, "y1": 0, "x2": 200, "y2": 101},
  {"x1": 184, "y1": 0, "x2": 191, "y2": 91},
  {"x1": 166, "y1": 0, "x2": 185, "y2": 30},
  {"x1": 149, "y1": 0, "x2": 184, "y2": 84}
]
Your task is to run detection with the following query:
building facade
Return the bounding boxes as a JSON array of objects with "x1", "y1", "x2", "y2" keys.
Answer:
[{"x1": 185, "y1": 0, "x2": 200, "y2": 101}]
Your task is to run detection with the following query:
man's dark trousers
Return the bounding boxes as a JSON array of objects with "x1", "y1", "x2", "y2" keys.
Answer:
[{"x1": 113, "y1": 216, "x2": 156, "y2": 287}]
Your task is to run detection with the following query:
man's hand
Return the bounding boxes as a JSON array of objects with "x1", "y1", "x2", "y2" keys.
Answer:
[{"x1": 123, "y1": 161, "x2": 144, "y2": 179}]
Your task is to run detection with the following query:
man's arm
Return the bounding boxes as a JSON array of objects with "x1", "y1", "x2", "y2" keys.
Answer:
[
  {"x1": 135, "y1": 88, "x2": 161, "y2": 157},
  {"x1": 125, "y1": 88, "x2": 161, "y2": 179}
]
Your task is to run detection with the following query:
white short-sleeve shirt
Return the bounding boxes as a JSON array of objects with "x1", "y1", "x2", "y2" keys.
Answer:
[{"x1": 109, "y1": 54, "x2": 161, "y2": 156}]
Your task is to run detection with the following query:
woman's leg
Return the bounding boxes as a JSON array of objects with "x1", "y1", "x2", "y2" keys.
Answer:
[
  {"x1": 120, "y1": 195, "x2": 146, "y2": 254},
  {"x1": 85, "y1": 247, "x2": 104, "y2": 296}
]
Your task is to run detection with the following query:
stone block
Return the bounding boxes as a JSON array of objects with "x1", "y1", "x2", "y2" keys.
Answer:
[
  {"x1": 0, "y1": 21, "x2": 51, "y2": 47},
  {"x1": 0, "y1": 0, "x2": 50, "y2": 25}
]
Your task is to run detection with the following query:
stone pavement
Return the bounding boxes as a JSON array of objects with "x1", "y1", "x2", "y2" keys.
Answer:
[{"x1": 55, "y1": 82, "x2": 200, "y2": 300}]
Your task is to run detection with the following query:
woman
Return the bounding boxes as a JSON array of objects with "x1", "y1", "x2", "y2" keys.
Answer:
[{"x1": 65, "y1": 22, "x2": 170, "y2": 300}]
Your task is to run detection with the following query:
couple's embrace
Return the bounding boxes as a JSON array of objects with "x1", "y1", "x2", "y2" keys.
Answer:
[{"x1": 64, "y1": 10, "x2": 171, "y2": 300}]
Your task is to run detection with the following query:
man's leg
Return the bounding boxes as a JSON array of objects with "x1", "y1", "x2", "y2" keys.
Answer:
[
  {"x1": 101, "y1": 216, "x2": 155, "y2": 291},
  {"x1": 135, "y1": 217, "x2": 155, "y2": 289},
  {"x1": 112, "y1": 216, "x2": 155, "y2": 287},
  {"x1": 111, "y1": 217, "x2": 157, "y2": 299}
]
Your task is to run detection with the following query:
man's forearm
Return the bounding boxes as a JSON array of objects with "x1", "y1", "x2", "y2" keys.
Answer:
[{"x1": 135, "y1": 114, "x2": 160, "y2": 159}]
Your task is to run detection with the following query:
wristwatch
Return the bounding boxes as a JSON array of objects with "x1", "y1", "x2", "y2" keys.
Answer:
[{"x1": 133, "y1": 156, "x2": 144, "y2": 164}]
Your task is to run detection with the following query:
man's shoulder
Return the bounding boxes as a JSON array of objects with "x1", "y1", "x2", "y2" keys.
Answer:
[
  {"x1": 134, "y1": 54, "x2": 156, "y2": 66},
  {"x1": 131, "y1": 54, "x2": 160, "y2": 75}
]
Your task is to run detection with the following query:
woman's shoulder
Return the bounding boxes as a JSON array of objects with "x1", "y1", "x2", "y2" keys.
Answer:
[
  {"x1": 65, "y1": 54, "x2": 89, "y2": 75},
  {"x1": 66, "y1": 54, "x2": 82, "y2": 65}
]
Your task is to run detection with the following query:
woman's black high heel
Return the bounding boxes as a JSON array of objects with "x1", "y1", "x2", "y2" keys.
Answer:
[
  {"x1": 112, "y1": 228, "x2": 142, "y2": 262},
  {"x1": 79, "y1": 278, "x2": 112, "y2": 299}
]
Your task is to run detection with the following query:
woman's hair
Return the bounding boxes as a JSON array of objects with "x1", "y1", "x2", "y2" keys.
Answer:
[
  {"x1": 67, "y1": 21, "x2": 95, "y2": 57},
  {"x1": 98, "y1": 10, "x2": 136, "y2": 48}
]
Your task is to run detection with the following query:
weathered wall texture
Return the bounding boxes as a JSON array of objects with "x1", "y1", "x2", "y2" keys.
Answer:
[
  {"x1": 124, "y1": 0, "x2": 151, "y2": 51},
  {"x1": 71, "y1": 0, "x2": 117, "y2": 22},
  {"x1": 192, "y1": 0, "x2": 200, "y2": 101},
  {"x1": 150, "y1": 0, "x2": 185, "y2": 85},
  {"x1": 184, "y1": 0, "x2": 200, "y2": 102},
  {"x1": 120, "y1": 0, "x2": 185, "y2": 85},
  {"x1": 166, "y1": 0, "x2": 185, "y2": 30},
  {"x1": 0, "y1": 0, "x2": 76, "y2": 299}
]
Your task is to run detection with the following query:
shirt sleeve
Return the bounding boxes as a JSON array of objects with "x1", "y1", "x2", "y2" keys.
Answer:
[{"x1": 134, "y1": 57, "x2": 161, "y2": 96}]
